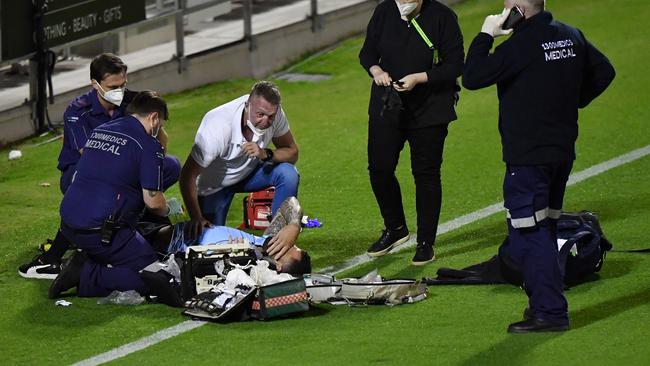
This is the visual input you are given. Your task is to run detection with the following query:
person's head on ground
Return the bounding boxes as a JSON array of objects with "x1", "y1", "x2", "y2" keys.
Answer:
[
  {"x1": 244, "y1": 81, "x2": 281, "y2": 133},
  {"x1": 504, "y1": 0, "x2": 544, "y2": 18},
  {"x1": 127, "y1": 90, "x2": 168, "y2": 138},
  {"x1": 90, "y1": 53, "x2": 128, "y2": 107},
  {"x1": 276, "y1": 247, "x2": 311, "y2": 275}
]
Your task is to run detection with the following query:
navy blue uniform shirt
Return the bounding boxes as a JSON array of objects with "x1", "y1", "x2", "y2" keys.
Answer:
[
  {"x1": 463, "y1": 12, "x2": 615, "y2": 164},
  {"x1": 58, "y1": 89, "x2": 135, "y2": 172},
  {"x1": 60, "y1": 115, "x2": 164, "y2": 229},
  {"x1": 359, "y1": 0, "x2": 464, "y2": 126}
]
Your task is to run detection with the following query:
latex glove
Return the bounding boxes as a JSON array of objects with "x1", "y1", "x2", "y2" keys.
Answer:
[
  {"x1": 481, "y1": 8, "x2": 513, "y2": 38},
  {"x1": 394, "y1": 72, "x2": 427, "y2": 92},
  {"x1": 370, "y1": 65, "x2": 392, "y2": 87}
]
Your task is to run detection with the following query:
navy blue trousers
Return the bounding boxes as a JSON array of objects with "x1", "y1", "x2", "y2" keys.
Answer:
[
  {"x1": 60, "y1": 226, "x2": 158, "y2": 297},
  {"x1": 501, "y1": 162, "x2": 573, "y2": 325}
]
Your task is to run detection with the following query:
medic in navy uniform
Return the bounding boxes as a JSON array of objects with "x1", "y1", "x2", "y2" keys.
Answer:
[
  {"x1": 463, "y1": 0, "x2": 615, "y2": 333},
  {"x1": 19, "y1": 54, "x2": 180, "y2": 280},
  {"x1": 49, "y1": 91, "x2": 172, "y2": 299}
]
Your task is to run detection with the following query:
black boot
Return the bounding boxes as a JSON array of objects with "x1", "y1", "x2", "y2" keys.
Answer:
[{"x1": 48, "y1": 250, "x2": 86, "y2": 299}]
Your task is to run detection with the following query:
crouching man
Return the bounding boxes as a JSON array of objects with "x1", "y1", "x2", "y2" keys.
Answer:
[{"x1": 49, "y1": 91, "x2": 173, "y2": 299}]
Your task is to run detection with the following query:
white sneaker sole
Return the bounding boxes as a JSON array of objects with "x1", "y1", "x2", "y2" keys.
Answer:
[
  {"x1": 366, "y1": 234, "x2": 410, "y2": 257},
  {"x1": 18, "y1": 265, "x2": 59, "y2": 280},
  {"x1": 411, "y1": 253, "x2": 436, "y2": 266}
]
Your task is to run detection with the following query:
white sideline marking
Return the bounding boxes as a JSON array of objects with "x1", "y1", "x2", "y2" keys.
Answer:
[
  {"x1": 71, "y1": 321, "x2": 206, "y2": 366},
  {"x1": 74, "y1": 144, "x2": 650, "y2": 365},
  {"x1": 321, "y1": 144, "x2": 650, "y2": 275}
]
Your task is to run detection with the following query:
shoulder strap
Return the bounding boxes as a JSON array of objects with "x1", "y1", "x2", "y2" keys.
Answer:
[{"x1": 410, "y1": 18, "x2": 439, "y2": 63}]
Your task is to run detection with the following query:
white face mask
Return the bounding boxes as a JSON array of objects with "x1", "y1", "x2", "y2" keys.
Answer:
[
  {"x1": 246, "y1": 107, "x2": 267, "y2": 137},
  {"x1": 396, "y1": 1, "x2": 418, "y2": 19},
  {"x1": 96, "y1": 82, "x2": 125, "y2": 106}
]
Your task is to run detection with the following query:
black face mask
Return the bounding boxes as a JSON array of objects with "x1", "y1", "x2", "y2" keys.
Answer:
[{"x1": 381, "y1": 85, "x2": 403, "y2": 116}]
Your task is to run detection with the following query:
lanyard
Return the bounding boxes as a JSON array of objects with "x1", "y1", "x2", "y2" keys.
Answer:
[{"x1": 410, "y1": 18, "x2": 439, "y2": 64}]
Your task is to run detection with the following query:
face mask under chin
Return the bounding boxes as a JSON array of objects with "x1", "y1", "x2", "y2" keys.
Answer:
[{"x1": 246, "y1": 107, "x2": 267, "y2": 137}]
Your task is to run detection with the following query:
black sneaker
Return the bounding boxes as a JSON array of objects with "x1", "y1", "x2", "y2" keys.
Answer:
[
  {"x1": 48, "y1": 250, "x2": 86, "y2": 299},
  {"x1": 411, "y1": 241, "x2": 435, "y2": 266},
  {"x1": 366, "y1": 226, "x2": 410, "y2": 257},
  {"x1": 18, "y1": 254, "x2": 61, "y2": 280}
]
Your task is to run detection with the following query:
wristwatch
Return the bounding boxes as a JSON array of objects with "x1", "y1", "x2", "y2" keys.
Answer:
[{"x1": 262, "y1": 148, "x2": 274, "y2": 162}]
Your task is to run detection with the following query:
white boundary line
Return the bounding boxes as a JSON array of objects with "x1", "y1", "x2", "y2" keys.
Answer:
[
  {"x1": 71, "y1": 321, "x2": 206, "y2": 366},
  {"x1": 73, "y1": 144, "x2": 650, "y2": 365}
]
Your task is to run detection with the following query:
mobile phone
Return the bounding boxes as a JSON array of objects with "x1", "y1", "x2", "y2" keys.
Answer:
[
  {"x1": 502, "y1": 5, "x2": 525, "y2": 30},
  {"x1": 393, "y1": 80, "x2": 405, "y2": 87}
]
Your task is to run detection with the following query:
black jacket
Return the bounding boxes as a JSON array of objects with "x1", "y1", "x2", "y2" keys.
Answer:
[
  {"x1": 463, "y1": 11, "x2": 615, "y2": 164},
  {"x1": 359, "y1": 0, "x2": 464, "y2": 127}
]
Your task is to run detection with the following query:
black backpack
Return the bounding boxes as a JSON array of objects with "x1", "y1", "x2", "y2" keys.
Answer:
[{"x1": 426, "y1": 211, "x2": 613, "y2": 286}]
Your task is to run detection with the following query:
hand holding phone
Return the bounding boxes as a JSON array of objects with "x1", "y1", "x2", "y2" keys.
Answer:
[{"x1": 502, "y1": 5, "x2": 525, "y2": 30}]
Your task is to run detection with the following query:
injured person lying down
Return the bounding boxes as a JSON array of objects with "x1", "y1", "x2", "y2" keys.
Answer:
[
  {"x1": 48, "y1": 197, "x2": 311, "y2": 304},
  {"x1": 149, "y1": 196, "x2": 311, "y2": 275}
]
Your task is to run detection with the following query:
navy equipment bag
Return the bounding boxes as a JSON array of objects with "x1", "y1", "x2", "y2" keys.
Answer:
[{"x1": 426, "y1": 211, "x2": 612, "y2": 286}]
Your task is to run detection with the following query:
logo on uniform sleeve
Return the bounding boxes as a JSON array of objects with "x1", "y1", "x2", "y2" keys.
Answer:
[{"x1": 541, "y1": 39, "x2": 576, "y2": 62}]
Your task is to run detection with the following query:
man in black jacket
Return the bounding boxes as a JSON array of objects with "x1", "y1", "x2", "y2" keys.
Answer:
[
  {"x1": 463, "y1": 0, "x2": 615, "y2": 333},
  {"x1": 359, "y1": 0, "x2": 464, "y2": 265}
]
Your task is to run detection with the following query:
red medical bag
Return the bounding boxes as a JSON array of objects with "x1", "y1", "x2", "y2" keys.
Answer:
[{"x1": 239, "y1": 187, "x2": 275, "y2": 230}]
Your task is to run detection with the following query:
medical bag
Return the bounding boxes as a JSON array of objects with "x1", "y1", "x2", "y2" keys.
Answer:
[
  {"x1": 250, "y1": 278, "x2": 309, "y2": 320},
  {"x1": 240, "y1": 187, "x2": 275, "y2": 230},
  {"x1": 180, "y1": 243, "x2": 255, "y2": 299}
]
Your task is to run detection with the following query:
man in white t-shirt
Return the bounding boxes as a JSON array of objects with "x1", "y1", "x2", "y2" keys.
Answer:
[{"x1": 179, "y1": 81, "x2": 299, "y2": 252}]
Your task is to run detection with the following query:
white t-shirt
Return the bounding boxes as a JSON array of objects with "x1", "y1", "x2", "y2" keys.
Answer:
[{"x1": 191, "y1": 94, "x2": 290, "y2": 196}]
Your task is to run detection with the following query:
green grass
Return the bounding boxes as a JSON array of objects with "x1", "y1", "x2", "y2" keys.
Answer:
[{"x1": 1, "y1": 0, "x2": 649, "y2": 364}]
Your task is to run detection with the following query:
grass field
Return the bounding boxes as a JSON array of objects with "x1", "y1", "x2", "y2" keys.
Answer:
[{"x1": 1, "y1": 0, "x2": 650, "y2": 364}]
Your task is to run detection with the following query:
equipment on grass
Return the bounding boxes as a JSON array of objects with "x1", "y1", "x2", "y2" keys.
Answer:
[
  {"x1": 239, "y1": 187, "x2": 275, "y2": 230},
  {"x1": 250, "y1": 278, "x2": 309, "y2": 320},
  {"x1": 425, "y1": 211, "x2": 613, "y2": 286},
  {"x1": 181, "y1": 243, "x2": 255, "y2": 299}
]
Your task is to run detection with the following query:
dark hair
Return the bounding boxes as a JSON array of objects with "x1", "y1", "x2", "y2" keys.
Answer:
[
  {"x1": 526, "y1": 0, "x2": 545, "y2": 11},
  {"x1": 250, "y1": 81, "x2": 281, "y2": 106},
  {"x1": 90, "y1": 53, "x2": 128, "y2": 82},
  {"x1": 282, "y1": 251, "x2": 311, "y2": 275},
  {"x1": 126, "y1": 91, "x2": 169, "y2": 120}
]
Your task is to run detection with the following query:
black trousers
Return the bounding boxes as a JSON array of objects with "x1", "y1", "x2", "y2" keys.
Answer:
[{"x1": 367, "y1": 114, "x2": 449, "y2": 243}]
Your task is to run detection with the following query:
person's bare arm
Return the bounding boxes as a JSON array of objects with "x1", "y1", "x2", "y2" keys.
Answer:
[
  {"x1": 270, "y1": 131, "x2": 299, "y2": 164},
  {"x1": 142, "y1": 189, "x2": 168, "y2": 217},
  {"x1": 266, "y1": 197, "x2": 303, "y2": 259},
  {"x1": 179, "y1": 154, "x2": 212, "y2": 240}
]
